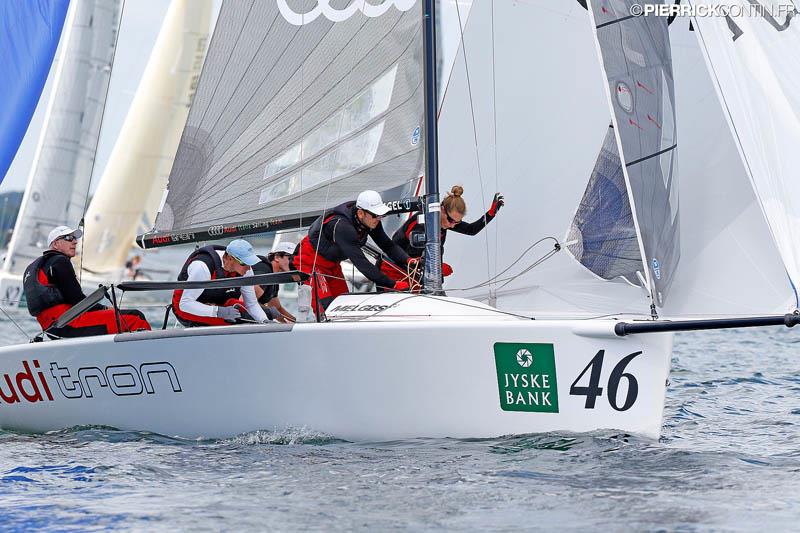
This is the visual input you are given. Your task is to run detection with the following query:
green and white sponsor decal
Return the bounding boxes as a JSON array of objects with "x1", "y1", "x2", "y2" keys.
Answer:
[{"x1": 494, "y1": 343, "x2": 559, "y2": 413}]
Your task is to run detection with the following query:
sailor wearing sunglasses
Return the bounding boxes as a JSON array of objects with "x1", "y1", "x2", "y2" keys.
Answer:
[
  {"x1": 294, "y1": 190, "x2": 417, "y2": 318},
  {"x1": 23, "y1": 225, "x2": 151, "y2": 338},
  {"x1": 378, "y1": 185, "x2": 504, "y2": 285}
]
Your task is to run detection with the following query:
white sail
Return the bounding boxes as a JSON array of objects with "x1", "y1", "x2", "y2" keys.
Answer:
[
  {"x1": 438, "y1": 1, "x2": 791, "y2": 316},
  {"x1": 80, "y1": 0, "x2": 212, "y2": 274},
  {"x1": 688, "y1": 0, "x2": 800, "y2": 308},
  {"x1": 2, "y1": 0, "x2": 121, "y2": 275}
]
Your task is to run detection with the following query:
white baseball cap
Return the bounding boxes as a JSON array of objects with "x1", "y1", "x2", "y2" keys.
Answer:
[
  {"x1": 47, "y1": 226, "x2": 83, "y2": 246},
  {"x1": 271, "y1": 241, "x2": 296, "y2": 255},
  {"x1": 356, "y1": 190, "x2": 390, "y2": 216}
]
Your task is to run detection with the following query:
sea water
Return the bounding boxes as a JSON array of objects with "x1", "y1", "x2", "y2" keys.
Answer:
[{"x1": 0, "y1": 309, "x2": 798, "y2": 531}]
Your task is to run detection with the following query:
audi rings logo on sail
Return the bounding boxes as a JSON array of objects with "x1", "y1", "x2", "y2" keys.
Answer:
[
  {"x1": 208, "y1": 225, "x2": 225, "y2": 237},
  {"x1": 277, "y1": 0, "x2": 418, "y2": 26}
]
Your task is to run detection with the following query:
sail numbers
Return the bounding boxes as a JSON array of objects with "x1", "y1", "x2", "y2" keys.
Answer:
[{"x1": 570, "y1": 350, "x2": 641, "y2": 411}]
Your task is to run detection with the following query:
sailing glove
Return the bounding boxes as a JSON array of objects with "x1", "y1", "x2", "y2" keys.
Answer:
[
  {"x1": 216, "y1": 305, "x2": 241, "y2": 322},
  {"x1": 488, "y1": 193, "x2": 505, "y2": 217},
  {"x1": 442, "y1": 263, "x2": 453, "y2": 277},
  {"x1": 394, "y1": 280, "x2": 410, "y2": 291},
  {"x1": 264, "y1": 306, "x2": 282, "y2": 321}
]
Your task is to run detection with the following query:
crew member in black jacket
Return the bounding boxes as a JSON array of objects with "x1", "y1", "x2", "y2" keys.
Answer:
[{"x1": 295, "y1": 190, "x2": 416, "y2": 316}]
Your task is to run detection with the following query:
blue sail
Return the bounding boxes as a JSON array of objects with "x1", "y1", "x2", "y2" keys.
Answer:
[{"x1": 0, "y1": 0, "x2": 70, "y2": 184}]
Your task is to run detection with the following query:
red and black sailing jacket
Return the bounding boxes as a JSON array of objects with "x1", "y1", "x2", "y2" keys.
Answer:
[{"x1": 172, "y1": 245, "x2": 241, "y2": 308}]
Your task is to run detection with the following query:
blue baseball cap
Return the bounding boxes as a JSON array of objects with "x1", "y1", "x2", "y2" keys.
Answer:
[{"x1": 225, "y1": 239, "x2": 260, "y2": 266}]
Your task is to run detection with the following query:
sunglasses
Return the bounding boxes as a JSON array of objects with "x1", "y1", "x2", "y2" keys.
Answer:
[
  {"x1": 364, "y1": 210, "x2": 384, "y2": 220},
  {"x1": 58, "y1": 235, "x2": 78, "y2": 242},
  {"x1": 444, "y1": 212, "x2": 459, "y2": 224}
]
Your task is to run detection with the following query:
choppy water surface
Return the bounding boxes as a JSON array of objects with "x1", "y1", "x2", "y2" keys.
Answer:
[{"x1": 0, "y1": 315, "x2": 798, "y2": 531}]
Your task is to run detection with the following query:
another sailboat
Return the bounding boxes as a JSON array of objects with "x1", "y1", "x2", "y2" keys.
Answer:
[
  {"x1": 0, "y1": 0, "x2": 797, "y2": 441},
  {"x1": 0, "y1": 0, "x2": 121, "y2": 304},
  {"x1": 79, "y1": 0, "x2": 213, "y2": 280}
]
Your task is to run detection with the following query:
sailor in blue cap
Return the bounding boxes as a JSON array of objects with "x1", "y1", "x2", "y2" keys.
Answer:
[{"x1": 172, "y1": 239, "x2": 280, "y2": 327}]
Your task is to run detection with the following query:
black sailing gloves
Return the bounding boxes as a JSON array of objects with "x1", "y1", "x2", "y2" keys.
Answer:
[{"x1": 488, "y1": 193, "x2": 505, "y2": 217}]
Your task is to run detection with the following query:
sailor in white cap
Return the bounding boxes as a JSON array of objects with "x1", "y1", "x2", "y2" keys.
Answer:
[
  {"x1": 22, "y1": 225, "x2": 151, "y2": 337},
  {"x1": 252, "y1": 240, "x2": 297, "y2": 323},
  {"x1": 294, "y1": 190, "x2": 417, "y2": 317}
]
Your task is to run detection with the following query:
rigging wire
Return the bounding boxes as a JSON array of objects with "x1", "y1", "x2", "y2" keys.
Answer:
[
  {"x1": 490, "y1": 0, "x2": 500, "y2": 299},
  {"x1": 0, "y1": 306, "x2": 32, "y2": 340},
  {"x1": 77, "y1": 0, "x2": 127, "y2": 284},
  {"x1": 453, "y1": 0, "x2": 492, "y2": 284}
]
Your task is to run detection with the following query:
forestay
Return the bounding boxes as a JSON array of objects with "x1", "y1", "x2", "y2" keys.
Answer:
[
  {"x1": 689, "y1": 0, "x2": 800, "y2": 307},
  {"x1": 144, "y1": 0, "x2": 425, "y2": 246},
  {"x1": 3, "y1": 0, "x2": 121, "y2": 275},
  {"x1": 585, "y1": 0, "x2": 680, "y2": 308}
]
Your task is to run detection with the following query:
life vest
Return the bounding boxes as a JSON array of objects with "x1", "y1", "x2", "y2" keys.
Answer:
[
  {"x1": 172, "y1": 245, "x2": 241, "y2": 307},
  {"x1": 23, "y1": 254, "x2": 66, "y2": 317},
  {"x1": 306, "y1": 201, "x2": 368, "y2": 263}
]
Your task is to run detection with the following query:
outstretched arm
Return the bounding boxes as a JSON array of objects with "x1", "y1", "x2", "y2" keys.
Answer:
[{"x1": 451, "y1": 193, "x2": 504, "y2": 236}]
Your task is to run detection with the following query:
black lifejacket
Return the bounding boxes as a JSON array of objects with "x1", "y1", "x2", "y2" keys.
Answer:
[
  {"x1": 391, "y1": 212, "x2": 448, "y2": 259},
  {"x1": 307, "y1": 201, "x2": 368, "y2": 262},
  {"x1": 23, "y1": 254, "x2": 66, "y2": 317},
  {"x1": 175, "y1": 245, "x2": 240, "y2": 305},
  {"x1": 252, "y1": 255, "x2": 277, "y2": 304}
]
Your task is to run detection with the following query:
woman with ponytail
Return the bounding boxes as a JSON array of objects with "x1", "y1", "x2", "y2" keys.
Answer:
[{"x1": 378, "y1": 185, "x2": 504, "y2": 284}]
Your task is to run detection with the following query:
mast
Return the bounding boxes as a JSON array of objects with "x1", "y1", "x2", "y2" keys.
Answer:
[{"x1": 422, "y1": 0, "x2": 443, "y2": 294}]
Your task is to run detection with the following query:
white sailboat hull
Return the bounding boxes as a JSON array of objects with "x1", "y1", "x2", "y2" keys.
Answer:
[{"x1": 0, "y1": 295, "x2": 672, "y2": 440}]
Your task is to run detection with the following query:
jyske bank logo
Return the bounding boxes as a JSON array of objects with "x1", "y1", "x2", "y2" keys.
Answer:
[
  {"x1": 278, "y1": 0, "x2": 418, "y2": 26},
  {"x1": 516, "y1": 348, "x2": 532, "y2": 368}
]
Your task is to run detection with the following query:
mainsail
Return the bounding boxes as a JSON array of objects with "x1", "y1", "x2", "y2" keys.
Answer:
[
  {"x1": 584, "y1": 0, "x2": 680, "y2": 308},
  {"x1": 689, "y1": 0, "x2": 800, "y2": 307},
  {"x1": 0, "y1": 0, "x2": 69, "y2": 183},
  {"x1": 81, "y1": 0, "x2": 212, "y2": 274},
  {"x1": 142, "y1": 0, "x2": 425, "y2": 247},
  {"x1": 3, "y1": 0, "x2": 121, "y2": 275}
]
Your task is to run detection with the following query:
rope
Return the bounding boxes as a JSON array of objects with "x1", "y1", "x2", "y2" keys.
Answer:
[{"x1": 444, "y1": 236, "x2": 561, "y2": 292}]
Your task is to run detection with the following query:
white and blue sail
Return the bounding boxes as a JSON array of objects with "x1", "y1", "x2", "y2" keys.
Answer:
[
  {"x1": 689, "y1": 0, "x2": 800, "y2": 308},
  {"x1": 580, "y1": 0, "x2": 679, "y2": 309},
  {"x1": 2, "y1": 0, "x2": 121, "y2": 275},
  {"x1": 0, "y1": 0, "x2": 70, "y2": 184}
]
